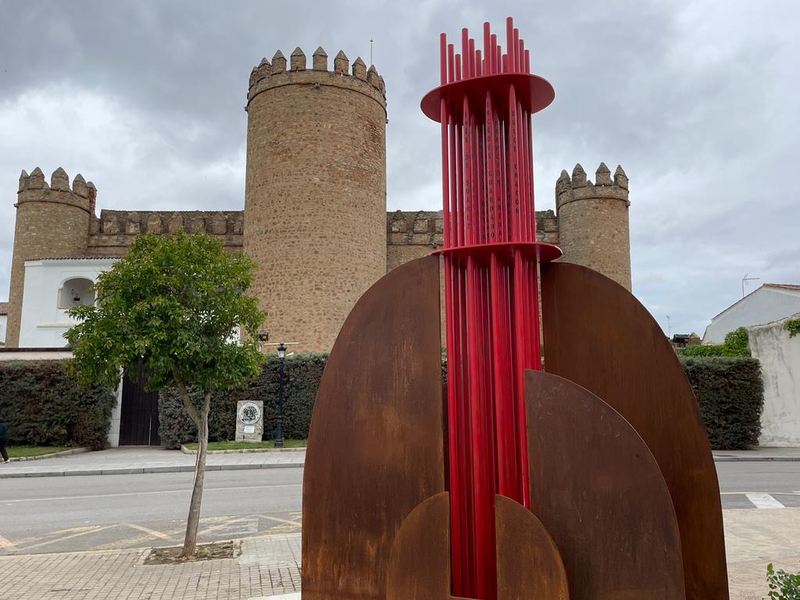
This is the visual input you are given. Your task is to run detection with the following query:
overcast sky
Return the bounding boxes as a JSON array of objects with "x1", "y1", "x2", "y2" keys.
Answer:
[{"x1": 0, "y1": 0, "x2": 797, "y2": 337}]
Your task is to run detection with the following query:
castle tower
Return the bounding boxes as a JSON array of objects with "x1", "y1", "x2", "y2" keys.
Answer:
[
  {"x1": 556, "y1": 163, "x2": 631, "y2": 290},
  {"x1": 244, "y1": 47, "x2": 387, "y2": 352},
  {"x1": 6, "y1": 167, "x2": 95, "y2": 347}
]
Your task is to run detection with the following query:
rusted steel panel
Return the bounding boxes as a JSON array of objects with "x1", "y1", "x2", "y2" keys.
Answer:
[
  {"x1": 302, "y1": 255, "x2": 445, "y2": 600},
  {"x1": 525, "y1": 369, "x2": 685, "y2": 599},
  {"x1": 495, "y1": 494, "x2": 570, "y2": 600},
  {"x1": 541, "y1": 262, "x2": 728, "y2": 599}
]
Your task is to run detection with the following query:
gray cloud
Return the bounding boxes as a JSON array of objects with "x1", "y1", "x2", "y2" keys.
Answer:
[{"x1": 0, "y1": 0, "x2": 797, "y2": 337}]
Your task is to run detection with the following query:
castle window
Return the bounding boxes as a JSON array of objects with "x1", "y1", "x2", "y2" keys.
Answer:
[{"x1": 58, "y1": 277, "x2": 95, "y2": 309}]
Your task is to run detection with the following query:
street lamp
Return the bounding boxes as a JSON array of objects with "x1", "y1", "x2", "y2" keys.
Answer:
[{"x1": 276, "y1": 342, "x2": 286, "y2": 449}]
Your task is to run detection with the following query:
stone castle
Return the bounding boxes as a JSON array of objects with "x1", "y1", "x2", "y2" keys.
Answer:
[{"x1": 5, "y1": 46, "x2": 631, "y2": 352}]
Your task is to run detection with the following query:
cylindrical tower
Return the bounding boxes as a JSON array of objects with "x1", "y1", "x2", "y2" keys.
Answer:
[
  {"x1": 555, "y1": 163, "x2": 631, "y2": 291},
  {"x1": 244, "y1": 46, "x2": 387, "y2": 353},
  {"x1": 6, "y1": 167, "x2": 94, "y2": 347}
]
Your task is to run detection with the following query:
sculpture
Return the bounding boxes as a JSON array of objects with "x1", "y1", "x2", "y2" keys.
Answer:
[{"x1": 302, "y1": 17, "x2": 729, "y2": 600}]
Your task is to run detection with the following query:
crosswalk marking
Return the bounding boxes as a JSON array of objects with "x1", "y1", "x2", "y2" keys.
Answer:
[{"x1": 745, "y1": 493, "x2": 786, "y2": 509}]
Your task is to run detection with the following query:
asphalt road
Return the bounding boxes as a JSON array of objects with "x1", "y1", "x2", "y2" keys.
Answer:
[
  {"x1": 1, "y1": 461, "x2": 799, "y2": 554},
  {"x1": 0, "y1": 467, "x2": 303, "y2": 554}
]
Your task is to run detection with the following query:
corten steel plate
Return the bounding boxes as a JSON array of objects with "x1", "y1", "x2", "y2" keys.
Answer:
[
  {"x1": 525, "y1": 369, "x2": 686, "y2": 599},
  {"x1": 302, "y1": 256, "x2": 445, "y2": 600},
  {"x1": 387, "y1": 492, "x2": 570, "y2": 600},
  {"x1": 541, "y1": 262, "x2": 728, "y2": 600}
]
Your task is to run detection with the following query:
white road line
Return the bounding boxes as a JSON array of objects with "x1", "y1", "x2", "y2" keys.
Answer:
[
  {"x1": 745, "y1": 493, "x2": 786, "y2": 509},
  {"x1": 0, "y1": 483, "x2": 302, "y2": 504}
]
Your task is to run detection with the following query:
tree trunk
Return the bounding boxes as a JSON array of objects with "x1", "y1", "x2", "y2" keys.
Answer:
[{"x1": 182, "y1": 390, "x2": 211, "y2": 557}]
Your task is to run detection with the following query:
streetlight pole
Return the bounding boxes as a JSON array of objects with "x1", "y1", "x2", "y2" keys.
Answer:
[{"x1": 276, "y1": 342, "x2": 286, "y2": 449}]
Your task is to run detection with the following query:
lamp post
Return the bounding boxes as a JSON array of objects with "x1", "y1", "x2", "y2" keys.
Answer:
[{"x1": 276, "y1": 342, "x2": 286, "y2": 448}]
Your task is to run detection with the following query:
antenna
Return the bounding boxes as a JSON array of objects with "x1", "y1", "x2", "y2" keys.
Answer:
[
  {"x1": 742, "y1": 274, "x2": 760, "y2": 298},
  {"x1": 666, "y1": 315, "x2": 671, "y2": 338},
  {"x1": 370, "y1": 39, "x2": 373, "y2": 65}
]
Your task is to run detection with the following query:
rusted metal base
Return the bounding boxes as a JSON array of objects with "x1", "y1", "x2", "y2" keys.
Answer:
[{"x1": 386, "y1": 492, "x2": 569, "y2": 600}]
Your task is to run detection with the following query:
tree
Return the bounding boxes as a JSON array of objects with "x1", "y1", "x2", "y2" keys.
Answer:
[{"x1": 65, "y1": 232, "x2": 265, "y2": 557}]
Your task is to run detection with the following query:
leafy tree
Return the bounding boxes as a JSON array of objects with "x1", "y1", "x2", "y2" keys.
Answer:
[{"x1": 65, "y1": 232, "x2": 264, "y2": 556}]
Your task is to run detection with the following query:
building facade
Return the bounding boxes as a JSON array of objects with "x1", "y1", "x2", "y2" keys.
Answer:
[{"x1": 5, "y1": 46, "x2": 632, "y2": 352}]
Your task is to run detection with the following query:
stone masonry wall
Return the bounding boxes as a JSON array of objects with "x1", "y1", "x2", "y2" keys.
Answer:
[
  {"x1": 556, "y1": 163, "x2": 631, "y2": 291},
  {"x1": 89, "y1": 210, "x2": 243, "y2": 255},
  {"x1": 6, "y1": 168, "x2": 93, "y2": 347},
  {"x1": 243, "y1": 47, "x2": 387, "y2": 353}
]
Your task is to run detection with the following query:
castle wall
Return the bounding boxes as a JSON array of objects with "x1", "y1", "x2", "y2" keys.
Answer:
[
  {"x1": 88, "y1": 210, "x2": 244, "y2": 255},
  {"x1": 556, "y1": 163, "x2": 631, "y2": 291},
  {"x1": 243, "y1": 48, "x2": 387, "y2": 353},
  {"x1": 6, "y1": 168, "x2": 93, "y2": 347}
]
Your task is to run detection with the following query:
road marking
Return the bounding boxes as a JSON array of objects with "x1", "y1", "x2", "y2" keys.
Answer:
[
  {"x1": 1, "y1": 483, "x2": 302, "y2": 504},
  {"x1": 745, "y1": 493, "x2": 786, "y2": 509},
  {"x1": 124, "y1": 523, "x2": 175, "y2": 541},
  {"x1": 0, "y1": 534, "x2": 15, "y2": 550},
  {"x1": 258, "y1": 514, "x2": 302, "y2": 527},
  {"x1": 20, "y1": 525, "x2": 118, "y2": 551}
]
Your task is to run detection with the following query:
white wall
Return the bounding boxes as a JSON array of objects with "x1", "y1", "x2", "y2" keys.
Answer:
[
  {"x1": 749, "y1": 317, "x2": 800, "y2": 446},
  {"x1": 0, "y1": 314, "x2": 6, "y2": 345},
  {"x1": 705, "y1": 287, "x2": 800, "y2": 343},
  {"x1": 18, "y1": 258, "x2": 117, "y2": 348}
]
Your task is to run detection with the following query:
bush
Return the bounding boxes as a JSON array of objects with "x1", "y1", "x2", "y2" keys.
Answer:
[
  {"x1": 678, "y1": 327, "x2": 751, "y2": 357},
  {"x1": 767, "y1": 563, "x2": 800, "y2": 599},
  {"x1": 784, "y1": 318, "x2": 800, "y2": 338},
  {"x1": 0, "y1": 360, "x2": 116, "y2": 450},
  {"x1": 680, "y1": 356, "x2": 764, "y2": 449},
  {"x1": 159, "y1": 353, "x2": 327, "y2": 449}
]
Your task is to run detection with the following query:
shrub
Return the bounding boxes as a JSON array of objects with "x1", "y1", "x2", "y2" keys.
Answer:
[
  {"x1": 680, "y1": 356, "x2": 764, "y2": 449},
  {"x1": 767, "y1": 563, "x2": 800, "y2": 600},
  {"x1": 0, "y1": 360, "x2": 116, "y2": 450},
  {"x1": 678, "y1": 327, "x2": 751, "y2": 357},
  {"x1": 159, "y1": 353, "x2": 327, "y2": 448},
  {"x1": 784, "y1": 318, "x2": 800, "y2": 338}
]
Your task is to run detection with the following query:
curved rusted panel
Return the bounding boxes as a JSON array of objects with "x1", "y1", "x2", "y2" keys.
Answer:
[
  {"x1": 525, "y1": 369, "x2": 685, "y2": 599},
  {"x1": 302, "y1": 256, "x2": 445, "y2": 600},
  {"x1": 386, "y1": 493, "x2": 454, "y2": 600},
  {"x1": 495, "y1": 494, "x2": 570, "y2": 600},
  {"x1": 540, "y1": 262, "x2": 728, "y2": 599},
  {"x1": 387, "y1": 492, "x2": 570, "y2": 600}
]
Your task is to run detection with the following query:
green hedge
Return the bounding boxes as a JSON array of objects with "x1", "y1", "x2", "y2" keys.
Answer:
[
  {"x1": 680, "y1": 356, "x2": 764, "y2": 449},
  {"x1": 678, "y1": 327, "x2": 751, "y2": 357},
  {"x1": 0, "y1": 360, "x2": 116, "y2": 450},
  {"x1": 158, "y1": 353, "x2": 327, "y2": 449},
  {"x1": 159, "y1": 351, "x2": 764, "y2": 451}
]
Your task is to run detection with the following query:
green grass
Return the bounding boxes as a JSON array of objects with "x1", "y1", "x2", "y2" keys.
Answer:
[
  {"x1": 7, "y1": 445, "x2": 72, "y2": 458},
  {"x1": 184, "y1": 439, "x2": 307, "y2": 451}
]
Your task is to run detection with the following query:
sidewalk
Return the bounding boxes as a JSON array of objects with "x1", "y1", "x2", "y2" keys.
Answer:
[
  {"x1": 1, "y1": 445, "x2": 798, "y2": 479},
  {"x1": 0, "y1": 446, "x2": 305, "y2": 479}
]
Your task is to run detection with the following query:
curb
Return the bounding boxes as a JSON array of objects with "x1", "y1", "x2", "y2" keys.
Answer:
[
  {"x1": 180, "y1": 445, "x2": 306, "y2": 455},
  {"x1": 6, "y1": 447, "x2": 90, "y2": 462},
  {"x1": 713, "y1": 455, "x2": 800, "y2": 462},
  {"x1": 0, "y1": 461, "x2": 304, "y2": 479}
]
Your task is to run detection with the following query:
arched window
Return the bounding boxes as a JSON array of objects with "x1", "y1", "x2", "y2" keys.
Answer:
[{"x1": 58, "y1": 277, "x2": 96, "y2": 309}]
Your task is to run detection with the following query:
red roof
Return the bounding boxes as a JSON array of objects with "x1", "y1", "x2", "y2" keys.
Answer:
[{"x1": 764, "y1": 284, "x2": 800, "y2": 292}]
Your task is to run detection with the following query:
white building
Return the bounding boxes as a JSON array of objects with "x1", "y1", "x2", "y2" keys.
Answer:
[
  {"x1": 17, "y1": 256, "x2": 117, "y2": 348},
  {"x1": 703, "y1": 284, "x2": 800, "y2": 344}
]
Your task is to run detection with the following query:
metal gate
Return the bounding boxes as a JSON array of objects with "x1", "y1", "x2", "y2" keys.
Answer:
[{"x1": 119, "y1": 364, "x2": 161, "y2": 446}]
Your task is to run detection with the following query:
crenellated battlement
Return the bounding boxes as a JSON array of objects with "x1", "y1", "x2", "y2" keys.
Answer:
[
  {"x1": 17, "y1": 167, "x2": 96, "y2": 214},
  {"x1": 88, "y1": 209, "x2": 244, "y2": 253},
  {"x1": 556, "y1": 163, "x2": 629, "y2": 209},
  {"x1": 246, "y1": 46, "x2": 386, "y2": 109}
]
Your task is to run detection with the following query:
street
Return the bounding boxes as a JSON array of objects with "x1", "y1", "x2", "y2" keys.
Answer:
[
  {"x1": 0, "y1": 468, "x2": 303, "y2": 554},
  {"x1": 0, "y1": 461, "x2": 799, "y2": 555}
]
